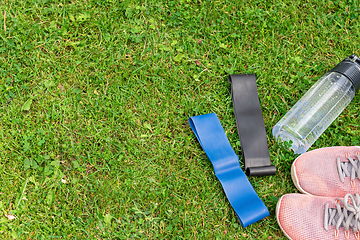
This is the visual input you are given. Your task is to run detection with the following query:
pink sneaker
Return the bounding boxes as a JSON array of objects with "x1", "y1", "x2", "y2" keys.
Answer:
[
  {"x1": 291, "y1": 146, "x2": 360, "y2": 197},
  {"x1": 276, "y1": 193, "x2": 360, "y2": 240}
]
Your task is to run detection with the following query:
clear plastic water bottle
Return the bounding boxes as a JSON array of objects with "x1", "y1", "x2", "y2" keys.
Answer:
[{"x1": 273, "y1": 54, "x2": 360, "y2": 154}]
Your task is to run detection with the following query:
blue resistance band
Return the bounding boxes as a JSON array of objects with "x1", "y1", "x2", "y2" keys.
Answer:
[{"x1": 189, "y1": 113, "x2": 269, "y2": 227}]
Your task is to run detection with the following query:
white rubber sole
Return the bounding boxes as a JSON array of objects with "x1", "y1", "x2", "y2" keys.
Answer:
[
  {"x1": 276, "y1": 195, "x2": 293, "y2": 240},
  {"x1": 291, "y1": 154, "x2": 312, "y2": 195}
]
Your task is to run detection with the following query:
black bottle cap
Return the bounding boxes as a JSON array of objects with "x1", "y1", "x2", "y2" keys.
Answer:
[{"x1": 330, "y1": 54, "x2": 360, "y2": 92}]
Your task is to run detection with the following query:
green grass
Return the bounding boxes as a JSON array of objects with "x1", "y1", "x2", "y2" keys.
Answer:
[{"x1": 0, "y1": 0, "x2": 359, "y2": 238}]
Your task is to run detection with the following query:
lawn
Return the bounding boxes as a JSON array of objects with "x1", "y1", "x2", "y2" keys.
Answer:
[{"x1": 1, "y1": 0, "x2": 359, "y2": 239}]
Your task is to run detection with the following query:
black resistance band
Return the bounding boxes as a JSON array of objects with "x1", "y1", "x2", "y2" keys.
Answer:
[{"x1": 228, "y1": 74, "x2": 276, "y2": 176}]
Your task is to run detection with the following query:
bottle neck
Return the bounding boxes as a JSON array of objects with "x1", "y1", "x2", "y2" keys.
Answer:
[{"x1": 330, "y1": 61, "x2": 360, "y2": 92}]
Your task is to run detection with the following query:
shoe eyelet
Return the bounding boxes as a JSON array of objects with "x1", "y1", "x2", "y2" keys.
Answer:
[
  {"x1": 345, "y1": 230, "x2": 350, "y2": 239},
  {"x1": 355, "y1": 231, "x2": 360, "y2": 240}
]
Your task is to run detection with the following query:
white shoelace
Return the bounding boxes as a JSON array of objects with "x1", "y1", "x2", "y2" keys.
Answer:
[
  {"x1": 324, "y1": 193, "x2": 360, "y2": 234},
  {"x1": 337, "y1": 155, "x2": 360, "y2": 183}
]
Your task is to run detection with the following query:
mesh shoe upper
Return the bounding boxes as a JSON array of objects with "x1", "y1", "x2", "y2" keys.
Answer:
[
  {"x1": 277, "y1": 193, "x2": 360, "y2": 240},
  {"x1": 291, "y1": 146, "x2": 360, "y2": 197}
]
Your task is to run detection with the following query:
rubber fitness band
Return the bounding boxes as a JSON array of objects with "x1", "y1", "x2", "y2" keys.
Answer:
[{"x1": 189, "y1": 113, "x2": 269, "y2": 227}]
